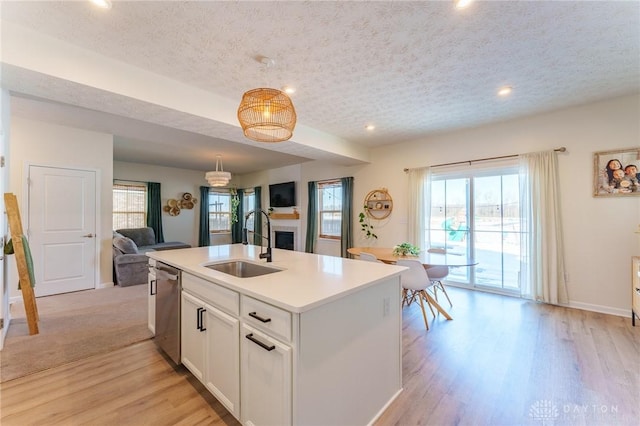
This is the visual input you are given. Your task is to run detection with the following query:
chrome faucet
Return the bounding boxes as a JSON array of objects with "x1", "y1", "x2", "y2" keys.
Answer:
[{"x1": 242, "y1": 209, "x2": 272, "y2": 262}]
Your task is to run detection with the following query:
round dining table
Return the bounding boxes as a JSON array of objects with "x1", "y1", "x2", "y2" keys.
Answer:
[
  {"x1": 348, "y1": 247, "x2": 478, "y2": 321},
  {"x1": 347, "y1": 247, "x2": 478, "y2": 267}
]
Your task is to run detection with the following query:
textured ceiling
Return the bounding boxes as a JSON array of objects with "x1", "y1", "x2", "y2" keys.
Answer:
[{"x1": 1, "y1": 1, "x2": 639, "y2": 173}]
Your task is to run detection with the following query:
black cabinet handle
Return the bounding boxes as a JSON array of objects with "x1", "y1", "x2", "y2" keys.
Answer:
[
  {"x1": 248, "y1": 311, "x2": 272, "y2": 323},
  {"x1": 150, "y1": 279, "x2": 156, "y2": 296},
  {"x1": 245, "y1": 333, "x2": 275, "y2": 351},
  {"x1": 196, "y1": 307, "x2": 206, "y2": 332}
]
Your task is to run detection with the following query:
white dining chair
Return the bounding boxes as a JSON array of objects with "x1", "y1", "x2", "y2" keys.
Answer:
[
  {"x1": 427, "y1": 249, "x2": 453, "y2": 307},
  {"x1": 396, "y1": 259, "x2": 436, "y2": 330},
  {"x1": 359, "y1": 252, "x2": 383, "y2": 263}
]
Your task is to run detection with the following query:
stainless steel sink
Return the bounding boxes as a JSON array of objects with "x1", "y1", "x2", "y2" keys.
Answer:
[{"x1": 205, "y1": 260, "x2": 282, "y2": 278}]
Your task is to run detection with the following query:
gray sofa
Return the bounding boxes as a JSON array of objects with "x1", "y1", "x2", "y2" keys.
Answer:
[{"x1": 113, "y1": 227, "x2": 190, "y2": 286}]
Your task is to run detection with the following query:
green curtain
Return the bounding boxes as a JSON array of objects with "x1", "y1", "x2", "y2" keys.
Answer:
[
  {"x1": 231, "y1": 189, "x2": 244, "y2": 243},
  {"x1": 340, "y1": 177, "x2": 354, "y2": 258},
  {"x1": 305, "y1": 181, "x2": 317, "y2": 253},
  {"x1": 254, "y1": 186, "x2": 262, "y2": 245},
  {"x1": 146, "y1": 182, "x2": 164, "y2": 243},
  {"x1": 198, "y1": 186, "x2": 210, "y2": 247}
]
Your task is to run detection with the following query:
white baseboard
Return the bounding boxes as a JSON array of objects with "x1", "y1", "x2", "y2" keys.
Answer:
[
  {"x1": 564, "y1": 301, "x2": 630, "y2": 318},
  {"x1": 446, "y1": 283, "x2": 631, "y2": 318},
  {"x1": 9, "y1": 282, "x2": 115, "y2": 306}
]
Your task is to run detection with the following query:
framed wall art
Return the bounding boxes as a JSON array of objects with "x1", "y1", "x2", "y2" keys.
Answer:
[{"x1": 593, "y1": 147, "x2": 640, "y2": 197}]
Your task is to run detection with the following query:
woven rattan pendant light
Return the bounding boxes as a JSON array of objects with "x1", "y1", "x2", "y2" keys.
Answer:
[{"x1": 237, "y1": 58, "x2": 296, "y2": 143}]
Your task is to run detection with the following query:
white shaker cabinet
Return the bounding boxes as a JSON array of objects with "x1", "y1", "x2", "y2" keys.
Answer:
[
  {"x1": 181, "y1": 274, "x2": 241, "y2": 419},
  {"x1": 147, "y1": 259, "x2": 156, "y2": 334},
  {"x1": 181, "y1": 291, "x2": 206, "y2": 381},
  {"x1": 240, "y1": 324, "x2": 292, "y2": 426},
  {"x1": 204, "y1": 304, "x2": 240, "y2": 414}
]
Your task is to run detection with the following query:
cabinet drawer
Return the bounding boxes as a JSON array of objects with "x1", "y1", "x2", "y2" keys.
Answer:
[
  {"x1": 183, "y1": 273, "x2": 239, "y2": 316},
  {"x1": 241, "y1": 296, "x2": 291, "y2": 343},
  {"x1": 148, "y1": 258, "x2": 156, "y2": 273}
]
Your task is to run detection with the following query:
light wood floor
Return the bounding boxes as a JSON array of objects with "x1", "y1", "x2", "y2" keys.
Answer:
[{"x1": 1, "y1": 287, "x2": 638, "y2": 426}]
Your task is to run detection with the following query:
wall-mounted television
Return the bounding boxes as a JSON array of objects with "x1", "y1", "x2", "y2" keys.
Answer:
[{"x1": 269, "y1": 181, "x2": 296, "y2": 207}]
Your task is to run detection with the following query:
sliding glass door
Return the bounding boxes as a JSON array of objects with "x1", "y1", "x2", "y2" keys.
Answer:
[{"x1": 428, "y1": 165, "x2": 524, "y2": 294}]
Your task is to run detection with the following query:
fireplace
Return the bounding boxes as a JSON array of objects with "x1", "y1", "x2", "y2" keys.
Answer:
[
  {"x1": 274, "y1": 231, "x2": 294, "y2": 251},
  {"x1": 272, "y1": 226, "x2": 298, "y2": 251}
]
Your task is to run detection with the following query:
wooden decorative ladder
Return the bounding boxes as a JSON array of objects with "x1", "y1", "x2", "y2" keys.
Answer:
[{"x1": 4, "y1": 193, "x2": 39, "y2": 335}]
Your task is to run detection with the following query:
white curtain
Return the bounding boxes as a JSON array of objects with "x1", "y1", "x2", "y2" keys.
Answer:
[
  {"x1": 408, "y1": 167, "x2": 430, "y2": 251},
  {"x1": 519, "y1": 150, "x2": 568, "y2": 304}
]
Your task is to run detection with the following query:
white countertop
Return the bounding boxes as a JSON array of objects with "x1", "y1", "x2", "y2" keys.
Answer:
[{"x1": 147, "y1": 244, "x2": 405, "y2": 313}]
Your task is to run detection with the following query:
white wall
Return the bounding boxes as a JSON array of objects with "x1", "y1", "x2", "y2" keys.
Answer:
[
  {"x1": 5, "y1": 94, "x2": 638, "y2": 318},
  {"x1": 0, "y1": 89, "x2": 11, "y2": 349},
  {"x1": 237, "y1": 163, "x2": 303, "y2": 209},
  {"x1": 8, "y1": 117, "x2": 113, "y2": 299},
  {"x1": 113, "y1": 161, "x2": 207, "y2": 247},
  {"x1": 300, "y1": 161, "x2": 368, "y2": 256},
  {"x1": 238, "y1": 164, "x2": 304, "y2": 251},
  {"x1": 296, "y1": 94, "x2": 640, "y2": 316}
]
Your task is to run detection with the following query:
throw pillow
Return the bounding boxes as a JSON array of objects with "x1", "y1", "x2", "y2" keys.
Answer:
[{"x1": 113, "y1": 236, "x2": 139, "y2": 254}]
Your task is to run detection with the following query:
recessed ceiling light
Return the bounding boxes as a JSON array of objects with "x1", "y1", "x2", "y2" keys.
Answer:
[
  {"x1": 90, "y1": 0, "x2": 112, "y2": 9},
  {"x1": 365, "y1": 124, "x2": 375, "y2": 131},
  {"x1": 455, "y1": 0, "x2": 474, "y2": 10},
  {"x1": 498, "y1": 86, "x2": 513, "y2": 96},
  {"x1": 282, "y1": 86, "x2": 296, "y2": 95}
]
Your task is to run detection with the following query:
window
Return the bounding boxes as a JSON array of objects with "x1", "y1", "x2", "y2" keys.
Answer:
[
  {"x1": 243, "y1": 189, "x2": 256, "y2": 229},
  {"x1": 427, "y1": 163, "x2": 525, "y2": 294},
  {"x1": 113, "y1": 181, "x2": 146, "y2": 229},
  {"x1": 208, "y1": 190, "x2": 231, "y2": 233},
  {"x1": 318, "y1": 180, "x2": 342, "y2": 239}
]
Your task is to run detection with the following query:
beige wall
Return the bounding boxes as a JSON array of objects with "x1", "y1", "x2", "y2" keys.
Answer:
[
  {"x1": 113, "y1": 161, "x2": 208, "y2": 247},
  {"x1": 377, "y1": 95, "x2": 639, "y2": 315},
  {"x1": 237, "y1": 164, "x2": 304, "y2": 251},
  {"x1": 301, "y1": 94, "x2": 640, "y2": 316},
  {"x1": 0, "y1": 90, "x2": 10, "y2": 348},
  {"x1": 241, "y1": 94, "x2": 640, "y2": 316},
  {"x1": 8, "y1": 117, "x2": 114, "y2": 298},
  {"x1": 6, "y1": 94, "x2": 639, "y2": 317}
]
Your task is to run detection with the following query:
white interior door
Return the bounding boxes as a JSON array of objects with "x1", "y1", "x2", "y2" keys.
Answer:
[
  {"x1": 28, "y1": 165, "x2": 97, "y2": 296},
  {"x1": 0, "y1": 97, "x2": 7, "y2": 346}
]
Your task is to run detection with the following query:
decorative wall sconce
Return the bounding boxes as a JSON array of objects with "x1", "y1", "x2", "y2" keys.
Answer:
[{"x1": 163, "y1": 193, "x2": 198, "y2": 216}]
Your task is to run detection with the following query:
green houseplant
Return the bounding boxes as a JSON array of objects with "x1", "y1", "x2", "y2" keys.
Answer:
[
  {"x1": 393, "y1": 242, "x2": 420, "y2": 256},
  {"x1": 359, "y1": 205, "x2": 378, "y2": 240},
  {"x1": 230, "y1": 188, "x2": 240, "y2": 224}
]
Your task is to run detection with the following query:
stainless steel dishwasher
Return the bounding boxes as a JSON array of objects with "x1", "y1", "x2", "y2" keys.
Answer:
[{"x1": 153, "y1": 262, "x2": 181, "y2": 364}]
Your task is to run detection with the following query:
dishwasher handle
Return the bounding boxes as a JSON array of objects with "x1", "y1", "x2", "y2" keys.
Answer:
[{"x1": 155, "y1": 268, "x2": 179, "y2": 281}]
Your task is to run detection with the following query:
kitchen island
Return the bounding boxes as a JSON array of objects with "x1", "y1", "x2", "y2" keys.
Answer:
[{"x1": 147, "y1": 244, "x2": 404, "y2": 426}]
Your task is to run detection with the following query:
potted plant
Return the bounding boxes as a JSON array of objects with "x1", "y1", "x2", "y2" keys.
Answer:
[
  {"x1": 359, "y1": 205, "x2": 378, "y2": 240},
  {"x1": 393, "y1": 242, "x2": 420, "y2": 256},
  {"x1": 230, "y1": 188, "x2": 240, "y2": 224}
]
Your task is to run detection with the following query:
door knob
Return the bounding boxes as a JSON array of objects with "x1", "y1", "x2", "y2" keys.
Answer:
[{"x1": 82, "y1": 233, "x2": 95, "y2": 238}]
